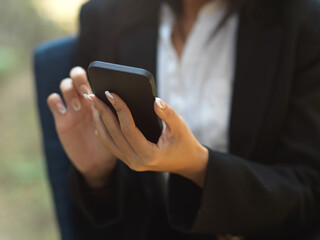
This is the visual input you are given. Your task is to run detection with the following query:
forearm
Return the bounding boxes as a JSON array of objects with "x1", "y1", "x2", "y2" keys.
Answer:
[{"x1": 173, "y1": 144, "x2": 209, "y2": 188}]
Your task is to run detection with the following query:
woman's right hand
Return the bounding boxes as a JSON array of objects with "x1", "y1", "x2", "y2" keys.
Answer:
[{"x1": 47, "y1": 67, "x2": 117, "y2": 189}]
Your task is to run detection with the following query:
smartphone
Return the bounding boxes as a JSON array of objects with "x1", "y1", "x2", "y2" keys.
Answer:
[{"x1": 87, "y1": 61, "x2": 162, "y2": 143}]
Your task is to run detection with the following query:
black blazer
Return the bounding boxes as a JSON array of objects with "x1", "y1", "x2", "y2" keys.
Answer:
[{"x1": 69, "y1": 0, "x2": 320, "y2": 239}]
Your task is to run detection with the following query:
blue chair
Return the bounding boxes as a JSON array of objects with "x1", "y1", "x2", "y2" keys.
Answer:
[{"x1": 33, "y1": 36, "x2": 107, "y2": 240}]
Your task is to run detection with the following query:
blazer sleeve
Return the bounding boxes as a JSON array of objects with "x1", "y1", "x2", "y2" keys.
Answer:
[
  {"x1": 68, "y1": 162, "x2": 125, "y2": 228},
  {"x1": 166, "y1": 4, "x2": 320, "y2": 239},
  {"x1": 76, "y1": 0, "x2": 119, "y2": 68},
  {"x1": 68, "y1": 161, "x2": 175, "y2": 239}
]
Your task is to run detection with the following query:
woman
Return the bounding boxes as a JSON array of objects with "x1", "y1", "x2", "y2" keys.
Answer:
[{"x1": 47, "y1": 0, "x2": 320, "y2": 239}]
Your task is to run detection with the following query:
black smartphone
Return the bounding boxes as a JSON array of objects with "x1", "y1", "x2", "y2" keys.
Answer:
[{"x1": 87, "y1": 61, "x2": 162, "y2": 143}]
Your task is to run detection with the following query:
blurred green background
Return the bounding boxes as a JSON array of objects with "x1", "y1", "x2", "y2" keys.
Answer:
[{"x1": 0, "y1": 0, "x2": 85, "y2": 239}]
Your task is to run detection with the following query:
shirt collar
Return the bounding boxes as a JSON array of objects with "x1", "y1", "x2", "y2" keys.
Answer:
[{"x1": 159, "y1": 1, "x2": 226, "y2": 45}]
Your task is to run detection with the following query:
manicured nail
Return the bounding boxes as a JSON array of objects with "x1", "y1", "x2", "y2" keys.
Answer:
[
  {"x1": 155, "y1": 97, "x2": 166, "y2": 109},
  {"x1": 71, "y1": 99, "x2": 81, "y2": 111},
  {"x1": 83, "y1": 94, "x2": 93, "y2": 101},
  {"x1": 105, "y1": 91, "x2": 115, "y2": 104},
  {"x1": 57, "y1": 103, "x2": 66, "y2": 114}
]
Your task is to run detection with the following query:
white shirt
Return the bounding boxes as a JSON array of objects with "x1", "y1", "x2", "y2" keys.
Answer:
[{"x1": 157, "y1": 1, "x2": 238, "y2": 152}]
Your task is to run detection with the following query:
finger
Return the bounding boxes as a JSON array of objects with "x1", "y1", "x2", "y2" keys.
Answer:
[
  {"x1": 47, "y1": 93, "x2": 67, "y2": 118},
  {"x1": 60, "y1": 78, "x2": 82, "y2": 112},
  {"x1": 92, "y1": 106, "x2": 124, "y2": 160},
  {"x1": 90, "y1": 94, "x2": 138, "y2": 162},
  {"x1": 105, "y1": 91, "x2": 155, "y2": 155},
  {"x1": 69, "y1": 66, "x2": 92, "y2": 97},
  {"x1": 154, "y1": 97, "x2": 184, "y2": 134}
]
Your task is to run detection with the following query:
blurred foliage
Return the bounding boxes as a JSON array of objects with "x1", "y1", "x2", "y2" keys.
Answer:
[
  {"x1": 0, "y1": 47, "x2": 18, "y2": 75},
  {"x1": 0, "y1": 0, "x2": 67, "y2": 76},
  {"x1": 32, "y1": 0, "x2": 86, "y2": 32},
  {"x1": 0, "y1": 0, "x2": 83, "y2": 239},
  {"x1": 0, "y1": 0, "x2": 66, "y2": 47}
]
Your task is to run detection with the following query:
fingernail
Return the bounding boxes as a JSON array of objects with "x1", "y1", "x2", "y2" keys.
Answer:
[
  {"x1": 71, "y1": 99, "x2": 81, "y2": 111},
  {"x1": 57, "y1": 103, "x2": 66, "y2": 114},
  {"x1": 155, "y1": 97, "x2": 166, "y2": 109},
  {"x1": 105, "y1": 91, "x2": 115, "y2": 104},
  {"x1": 83, "y1": 94, "x2": 93, "y2": 101}
]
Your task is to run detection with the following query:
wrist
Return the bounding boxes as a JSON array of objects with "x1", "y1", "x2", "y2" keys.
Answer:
[
  {"x1": 83, "y1": 160, "x2": 118, "y2": 189},
  {"x1": 178, "y1": 145, "x2": 209, "y2": 188}
]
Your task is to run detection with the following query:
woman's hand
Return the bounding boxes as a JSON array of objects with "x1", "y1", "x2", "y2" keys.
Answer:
[
  {"x1": 87, "y1": 91, "x2": 209, "y2": 187},
  {"x1": 47, "y1": 67, "x2": 117, "y2": 189}
]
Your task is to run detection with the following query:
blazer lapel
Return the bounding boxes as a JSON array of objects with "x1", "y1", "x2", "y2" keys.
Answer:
[
  {"x1": 115, "y1": 0, "x2": 160, "y2": 80},
  {"x1": 229, "y1": 13, "x2": 282, "y2": 159},
  {"x1": 114, "y1": 4, "x2": 282, "y2": 161},
  {"x1": 117, "y1": 25, "x2": 159, "y2": 78}
]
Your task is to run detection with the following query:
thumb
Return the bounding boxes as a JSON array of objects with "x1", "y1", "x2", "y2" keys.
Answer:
[{"x1": 154, "y1": 98, "x2": 182, "y2": 131}]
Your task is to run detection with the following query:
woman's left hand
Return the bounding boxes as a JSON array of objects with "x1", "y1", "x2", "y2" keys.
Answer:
[{"x1": 86, "y1": 92, "x2": 209, "y2": 187}]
